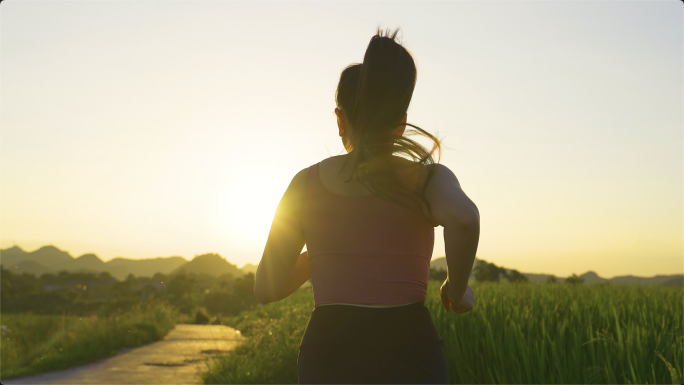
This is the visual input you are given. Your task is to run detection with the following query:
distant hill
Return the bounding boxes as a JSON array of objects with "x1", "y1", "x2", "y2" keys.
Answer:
[
  {"x1": 1, "y1": 246, "x2": 255, "y2": 280},
  {"x1": 240, "y1": 263, "x2": 258, "y2": 275},
  {"x1": 430, "y1": 257, "x2": 448, "y2": 271},
  {"x1": 608, "y1": 273, "x2": 682, "y2": 286},
  {"x1": 74, "y1": 253, "x2": 106, "y2": 271},
  {"x1": 428, "y1": 256, "x2": 682, "y2": 286},
  {"x1": 430, "y1": 257, "x2": 482, "y2": 283},
  {"x1": 2, "y1": 245, "x2": 74, "y2": 269},
  {"x1": 2, "y1": 246, "x2": 28, "y2": 263},
  {"x1": 521, "y1": 273, "x2": 560, "y2": 284},
  {"x1": 430, "y1": 257, "x2": 484, "y2": 271},
  {"x1": 171, "y1": 253, "x2": 243, "y2": 278},
  {"x1": 9, "y1": 260, "x2": 54, "y2": 276},
  {"x1": 661, "y1": 276, "x2": 684, "y2": 287},
  {"x1": 106, "y1": 256, "x2": 188, "y2": 279}
]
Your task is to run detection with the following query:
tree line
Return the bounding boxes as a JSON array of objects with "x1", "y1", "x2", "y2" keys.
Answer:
[
  {"x1": 0, "y1": 265, "x2": 259, "y2": 322},
  {"x1": 430, "y1": 259, "x2": 585, "y2": 285}
]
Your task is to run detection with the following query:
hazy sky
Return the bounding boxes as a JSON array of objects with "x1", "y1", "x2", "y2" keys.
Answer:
[{"x1": 1, "y1": 0, "x2": 682, "y2": 278}]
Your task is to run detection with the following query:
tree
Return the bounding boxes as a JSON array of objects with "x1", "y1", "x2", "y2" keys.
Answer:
[
  {"x1": 428, "y1": 267, "x2": 448, "y2": 282},
  {"x1": 546, "y1": 276, "x2": 557, "y2": 283},
  {"x1": 166, "y1": 271, "x2": 198, "y2": 299},
  {"x1": 505, "y1": 269, "x2": 529, "y2": 283},
  {"x1": 474, "y1": 260, "x2": 507, "y2": 282},
  {"x1": 565, "y1": 274, "x2": 584, "y2": 285}
]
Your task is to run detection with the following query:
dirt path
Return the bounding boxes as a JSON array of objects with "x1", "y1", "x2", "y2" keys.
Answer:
[{"x1": 5, "y1": 324, "x2": 246, "y2": 385}]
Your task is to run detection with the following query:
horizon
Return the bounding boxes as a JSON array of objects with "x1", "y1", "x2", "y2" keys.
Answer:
[
  {"x1": 1, "y1": 1, "x2": 682, "y2": 278},
  {"x1": 2, "y1": 243, "x2": 255, "y2": 269},
  {"x1": 3, "y1": 243, "x2": 681, "y2": 281}
]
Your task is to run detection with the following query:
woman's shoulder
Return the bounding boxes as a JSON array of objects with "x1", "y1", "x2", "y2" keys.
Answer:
[
  {"x1": 288, "y1": 157, "x2": 340, "y2": 189},
  {"x1": 413, "y1": 162, "x2": 453, "y2": 189},
  {"x1": 318, "y1": 155, "x2": 347, "y2": 170},
  {"x1": 290, "y1": 167, "x2": 310, "y2": 187},
  {"x1": 421, "y1": 163, "x2": 464, "y2": 200}
]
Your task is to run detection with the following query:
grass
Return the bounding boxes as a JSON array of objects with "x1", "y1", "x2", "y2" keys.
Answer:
[
  {"x1": 203, "y1": 282, "x2": 683, "y2": 384},
  {"x1": 1, "y1": 301, "x2": 181, "y2": 380},
  {"x1": 428, "y1": 282, "x2": 683, "y2": 384},
  {"x1": 203, "y1": 288, "x2": 314, "y2": 384}
]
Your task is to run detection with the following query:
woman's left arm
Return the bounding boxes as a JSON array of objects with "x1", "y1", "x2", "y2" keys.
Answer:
[{"x1": 254, "y1": 169, "x2": 309, "y2": 305}]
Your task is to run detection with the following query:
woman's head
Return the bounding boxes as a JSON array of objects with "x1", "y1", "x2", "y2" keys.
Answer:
[
  {"x1": 334, "y1": 27, "x2": 441, "y2": 214},
  {"x1": 351, "y1": 28, "x2": 416, "y2": 153},
  {"x1": 335, "y1": 63, "x2": 361, "y2": 152}
]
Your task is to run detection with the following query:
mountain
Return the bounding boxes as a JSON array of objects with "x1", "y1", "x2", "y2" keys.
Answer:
[
  {"x1": 428, "y1": 256, "x2": 682, "y2": 286},
  {"x1": 1, "y1": 246, "x2": 27, "y2": 265},
  {"x1": 1, "y1": 245, "x2": 188, "y2": 280},
  {"x1": 2, "y1": 245, "x2": 74, "y2": 269},
  {"x1": 430, "y1": 257, "x2": 483, "y2": 272},
  {"x1": 1, "y1": 245, "x2": 260, "y2": 280},
  {"x1": 661, "y1": 276, "x2": 684, "y2": 287},
  {"x1": 522, "y1": 273, "x2": 563, "y2": 284},
  {"x1": 171, "y1": 253, "x2": 243, "y2": 278},
  {"x1": 430, "y1": 257, "x2": 448, "y2": 270},
  {"x1": 9, "y1": 260, "x2": 54, "y2": 276},
  {"x1": 430, "y1": 257, "x2": 483, "y2": 283},
  {"x1": 73, "y1": 253, "x2": 106, "y2": 271},
  {"x1": 106, "y1": 256, "x2": 188, "y2": 279},
  {"x1": 579, "y1": 271, "x2": 604, "y2": 284},
  {"x1": 609, "y1": 274, "x2": 682, "y2": 286},
  {"x1": 574, "y1": 271, "x2": 683, "y2": 286}
]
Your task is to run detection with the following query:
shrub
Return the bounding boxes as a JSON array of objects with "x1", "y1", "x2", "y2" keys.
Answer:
[
  {"x1": 566, "y1": 273, "x2": 585, "y2": 285},
  {"x1": 195, "y1": 307, "x2": 210, "y2": 324}
]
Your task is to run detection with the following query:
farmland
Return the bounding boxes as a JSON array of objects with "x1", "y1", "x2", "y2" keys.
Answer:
[{"x1": 204, "y1": 281, "x2": 683, "y2": 384}]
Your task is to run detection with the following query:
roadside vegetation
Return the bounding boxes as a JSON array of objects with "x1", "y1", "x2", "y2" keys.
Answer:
[
  {"x1": 203, "y1": 281, "x2": 683, "y2": 384},
  {"x1": 1, "y1": 302, "x2": 180, "y2": 379},
  {"x1": 203, "y1": 287, "x2": 314, "y2": 384},
  {"x1": 1, "y1": 264, "x2": 259, "y2": 379}
]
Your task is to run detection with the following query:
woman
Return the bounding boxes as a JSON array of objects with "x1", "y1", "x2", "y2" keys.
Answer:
[{"x1": 254, "y1": 28, "x2": 480, "y2": 384}]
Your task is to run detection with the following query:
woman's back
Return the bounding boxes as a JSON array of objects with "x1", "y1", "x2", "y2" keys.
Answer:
[
  {"x1": 253, "y1": 28, "x2": 478, "y2": 384},
  {"x1": 318, "y1": 154, "x2": 426, "y2": 196},
  {"x1": 302, "y1": 155, "x2": 435, "y2": 307}
]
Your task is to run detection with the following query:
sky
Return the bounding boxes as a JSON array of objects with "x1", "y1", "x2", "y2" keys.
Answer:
[{"x1": 1, "y1": 0, "x2": 682, "y2": 278}]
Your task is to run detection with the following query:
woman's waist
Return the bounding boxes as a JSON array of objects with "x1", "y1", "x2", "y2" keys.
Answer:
[
  {"x1": 315, "y1": 302, "x2": 415, "y2": 309},
  {"x1": 308, "y1": 250, "x2": 432, "y2": 259},
  {"x1": 300, "y1": 302, "x2": 443, "y2": 347},
  {"x1": 307, "y1": 252, "x2": 431, "y2": 274}
]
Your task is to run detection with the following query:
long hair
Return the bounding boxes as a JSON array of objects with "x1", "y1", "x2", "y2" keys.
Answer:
[{"x1": 336, "y1": 27, "x2": 441, "y2": 216}]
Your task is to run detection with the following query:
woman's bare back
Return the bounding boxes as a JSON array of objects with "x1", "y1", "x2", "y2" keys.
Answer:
[{"x1": 318, "y1": 154, "x2": 429, "y2": 198}]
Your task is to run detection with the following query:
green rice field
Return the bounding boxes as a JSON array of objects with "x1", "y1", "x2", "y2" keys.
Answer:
[
  {"x1": 1, "y1": 302, "x2": 181, "y2": 380},
  {"x1": 203, "y1": 281, "x2": 683, "y2": 384}
]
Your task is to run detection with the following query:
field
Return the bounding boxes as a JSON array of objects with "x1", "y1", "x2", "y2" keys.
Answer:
[
  {"x1": 203, "y1": 281, "x2": 683, "y2": 384},
  {"x1": 0, "y1": 302, "x2": 181, "y2": 379}
]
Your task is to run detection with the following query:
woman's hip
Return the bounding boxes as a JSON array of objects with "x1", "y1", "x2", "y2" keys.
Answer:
[
  {"x1": 299, "y1": 302, "x2": 445, "y2": 348},
  {"x1": 297, "y1": 302, "x2": 448, "y2": 384},
  {"x1": 298, "y1": 342, "x2": 449, "y2": 384}
]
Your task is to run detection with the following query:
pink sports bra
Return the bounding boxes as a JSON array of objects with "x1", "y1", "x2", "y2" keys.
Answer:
[{"x1": 300, "y1": 163, "x2": 435, "y2": 307}]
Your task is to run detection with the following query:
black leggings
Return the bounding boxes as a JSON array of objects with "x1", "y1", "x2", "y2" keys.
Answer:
[{"x1": 298, "y1": 303, "x2": 449, "y2": 384}]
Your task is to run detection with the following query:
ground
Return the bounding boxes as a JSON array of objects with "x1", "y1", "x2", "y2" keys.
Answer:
[{"x1": 5, "y1": 324, "x2": 245, "y2": 385}]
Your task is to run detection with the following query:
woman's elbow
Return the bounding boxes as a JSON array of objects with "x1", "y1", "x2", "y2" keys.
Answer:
[
  {"x1": 444, "y1": 207, "x2": 480, "y2": 232},
  {"x1": 254, "y1": 285, "x2": 273, "y2": 305}
]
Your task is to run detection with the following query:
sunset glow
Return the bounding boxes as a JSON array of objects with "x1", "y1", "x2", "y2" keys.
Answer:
[{"x1": 1, "y1": 1, "x2": 681, "y2": 277}]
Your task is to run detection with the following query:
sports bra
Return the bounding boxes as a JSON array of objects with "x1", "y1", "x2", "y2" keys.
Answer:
[{"x1": 299, "y1": 162, "x2": 435, "y2": 307}]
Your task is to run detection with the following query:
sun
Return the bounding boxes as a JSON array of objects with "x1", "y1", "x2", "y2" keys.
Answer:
[{"x1": 219, "y1": 167, "x2": 290, "y2": 243}]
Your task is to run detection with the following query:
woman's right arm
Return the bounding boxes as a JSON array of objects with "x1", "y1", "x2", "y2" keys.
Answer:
[{"x1": 424, "y1": 164, "x2": 480, "y2": 311}]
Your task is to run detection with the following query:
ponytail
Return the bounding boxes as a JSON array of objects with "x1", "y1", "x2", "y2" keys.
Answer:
[{"x1": 341, "y1": 27, "x2": 442, "y2": 216}]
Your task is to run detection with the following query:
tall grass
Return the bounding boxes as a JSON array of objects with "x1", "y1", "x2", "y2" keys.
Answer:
[
  {"x1": 203, "y1": 282, "x2": 682, "y2": 384},
  {"x1": 427, "y1": 282, "x2": 682, "y2": 384},
  {"x1": 203, "y1": 289, "x2": 314, "y2": 384},
  {"x1": 1, "y1": 302, "x2": 180, "y2": 379}
]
